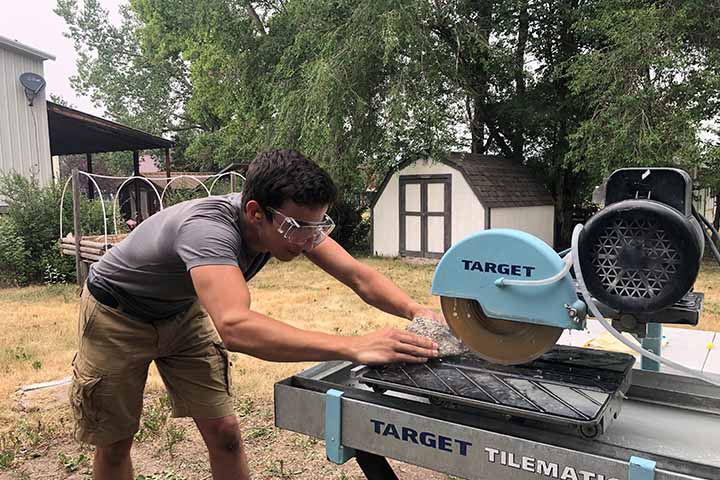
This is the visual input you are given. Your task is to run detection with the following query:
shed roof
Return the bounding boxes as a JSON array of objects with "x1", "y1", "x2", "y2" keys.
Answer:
[
  {"x1": 372, "y1": 153, "x2": 554, "y2": 209},
  {"x1": 47, "y1": 101, "x2": 174, "y2": 155},
  {"x1": 0, "y1": 35, "x2": 55, "y2": 61}
]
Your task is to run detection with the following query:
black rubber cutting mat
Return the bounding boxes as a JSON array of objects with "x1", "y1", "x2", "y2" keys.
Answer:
[{"x1": 358, "y1": 346, "x2": 635, "y2": 428}]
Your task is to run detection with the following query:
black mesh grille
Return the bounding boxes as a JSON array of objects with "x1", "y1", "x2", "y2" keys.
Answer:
[{"x1": 591, "y1": 216, "x2": 680, "y2": 299}]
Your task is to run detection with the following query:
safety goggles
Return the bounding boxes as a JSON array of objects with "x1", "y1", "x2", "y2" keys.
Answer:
[{"x1": 266, "y1": 207, "x2": 335, "y2": 248}]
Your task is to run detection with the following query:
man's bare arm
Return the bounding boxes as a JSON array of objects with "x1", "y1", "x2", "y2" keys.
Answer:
[
  {"x1": 306, "y1": 237, "x2": 444, "y2": 322},
  {"x1": 190, "y1": 264, "x2": 438, "y2": 364}
]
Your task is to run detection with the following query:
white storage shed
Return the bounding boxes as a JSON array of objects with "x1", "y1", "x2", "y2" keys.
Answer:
[{"x1": 370, "y1": 153, "x2": 555, "y2": 258}]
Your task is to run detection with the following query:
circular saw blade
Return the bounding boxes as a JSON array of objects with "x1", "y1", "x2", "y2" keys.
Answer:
[{"x1": 441, "y1": 296, "x2": 563, "y2": 365}]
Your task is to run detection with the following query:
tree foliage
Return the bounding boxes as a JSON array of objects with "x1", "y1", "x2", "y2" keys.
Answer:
[{"x1": 57, "y1": 0, "x2": 720, "y2": 245}]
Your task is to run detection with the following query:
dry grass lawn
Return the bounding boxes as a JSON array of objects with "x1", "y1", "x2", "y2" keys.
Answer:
[{"x1": 0, "y1": 257, "x2": 718, "y2": 479}]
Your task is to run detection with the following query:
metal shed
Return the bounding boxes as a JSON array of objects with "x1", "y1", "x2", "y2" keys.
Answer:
[
  {"x1": 370, "y1": 153, "x2": 555, "y2": 258},
  {"x1": 0, "y1": 35, "x2": 55, "y2": 189}
]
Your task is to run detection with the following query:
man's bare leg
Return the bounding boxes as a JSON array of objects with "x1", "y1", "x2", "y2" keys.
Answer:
[
  {"x1": 195, "y1": 415, "x2": 250, "y2": 480},
  {"x1": 94, "y1": 437, "x2": 134, "y2": 480}
]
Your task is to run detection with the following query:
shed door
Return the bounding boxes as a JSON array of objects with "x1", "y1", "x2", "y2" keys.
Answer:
[{"x1": 399, "y1": 174, "x2": 451, "y2": 258}]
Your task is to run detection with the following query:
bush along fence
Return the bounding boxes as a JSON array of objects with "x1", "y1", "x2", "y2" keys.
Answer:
[{"x1": 1, "y1": 167, "x2": 370, "y2": 286}]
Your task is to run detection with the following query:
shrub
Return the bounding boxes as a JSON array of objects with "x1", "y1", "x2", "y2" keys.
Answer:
[
  {"x1": 163, "y1": 187, "x2": 209, "y2": 207},
  {"x1": 328, "y1": 199, "x2": 370, "y2": 252},
  {"x1": 0, "y1": 173, "x2": 116, "y2": 284},
  {"x1": 0, "y1": 216, "x2": 29, "y2": 286}
]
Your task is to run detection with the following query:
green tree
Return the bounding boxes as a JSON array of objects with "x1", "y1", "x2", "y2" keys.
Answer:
[
  {"x1": 568, "y1": 1, "x2": 720, "y2": 180},
  {"x1": 57, "y1": 0, "x2": 720, "y2": 247}
]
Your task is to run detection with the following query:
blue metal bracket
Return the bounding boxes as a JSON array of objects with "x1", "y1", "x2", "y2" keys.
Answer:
[
  {"x1": 325, "y1": 389, "x2": 356, "y2": 464},
  {"x1": 641, "y1": 323, "x2": 662, "y2": 372},
  {"x1": 629, "y1": 456, "x2": 656, "y2": 480}
]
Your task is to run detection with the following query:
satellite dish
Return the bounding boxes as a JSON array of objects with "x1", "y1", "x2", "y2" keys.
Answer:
[{"x1": 19, "y1": 72, "x2": 46, "y2": 106}]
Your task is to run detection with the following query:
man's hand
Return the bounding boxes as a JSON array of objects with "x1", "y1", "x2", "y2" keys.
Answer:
[{"x1": 347, "y1": 327, "x2": 439, "y2": 366}]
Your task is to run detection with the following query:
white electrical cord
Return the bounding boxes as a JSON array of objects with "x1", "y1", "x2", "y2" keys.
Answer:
[
  {"x1": 571, "y1": 224, "x2": 720, "y2": 388},
  {"x1": 497, "y1": 254, "x2": 573, "y2": 286}
]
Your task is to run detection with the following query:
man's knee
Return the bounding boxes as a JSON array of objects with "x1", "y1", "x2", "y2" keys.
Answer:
[
  {"x1": 95, "y1": 437, "x2": 133, "y2": 465},
  {"x1": 198, "y1": 416, "x2": 243, "y2": 453}
]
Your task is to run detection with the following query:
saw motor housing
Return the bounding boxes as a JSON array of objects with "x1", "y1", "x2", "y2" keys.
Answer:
[{"x1": 578, "y1": 168, "x2": 705, "y2": 334}]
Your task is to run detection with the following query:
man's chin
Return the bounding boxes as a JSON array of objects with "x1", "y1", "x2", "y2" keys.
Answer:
[{"x1": 276, "y1": 250, "x2": 302, "y2": 261}]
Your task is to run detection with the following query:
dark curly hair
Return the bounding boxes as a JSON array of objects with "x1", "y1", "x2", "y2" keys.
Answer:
[{"x1": 241, "y1": 149, "x2": 337, "y2": 218}]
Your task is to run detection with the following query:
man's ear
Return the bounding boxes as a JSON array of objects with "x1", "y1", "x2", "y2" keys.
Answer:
[{"x1": 245, "y1": 200, "x2": 264, "y2": 222}]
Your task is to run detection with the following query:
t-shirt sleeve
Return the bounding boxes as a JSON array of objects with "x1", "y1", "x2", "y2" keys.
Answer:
[{"x1": 174, "y1": 216, "x2": 241, "y2": 271}]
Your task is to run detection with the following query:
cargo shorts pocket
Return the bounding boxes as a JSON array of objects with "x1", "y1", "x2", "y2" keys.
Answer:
[
  {"x1": 213, "y1": 342, "x2": 233, "y2": 396},
  {"x1": 70, "y1": 362, "x2": 104, "y2": 433},
  {"x1": 77, "y1": 295, "x2": 98, "y2": 342}
]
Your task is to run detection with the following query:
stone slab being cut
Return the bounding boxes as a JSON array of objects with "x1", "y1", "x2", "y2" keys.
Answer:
[{"x1": 405, "y1": 316, "x2": 470, "y2": 357}]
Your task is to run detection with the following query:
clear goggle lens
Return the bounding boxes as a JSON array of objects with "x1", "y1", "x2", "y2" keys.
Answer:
[{"x1": 268, "y1": 207, "x2": 335, "y2": 248}]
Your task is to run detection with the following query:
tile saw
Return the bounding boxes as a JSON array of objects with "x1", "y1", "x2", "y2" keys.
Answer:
[{"x1": 274, "y1": 167, "x2": 720, "y2": 479}]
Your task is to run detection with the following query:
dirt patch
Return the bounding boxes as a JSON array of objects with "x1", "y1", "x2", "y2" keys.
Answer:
[
  {"x1": 0, "y1": 395, "x2": 451, "y2": 480},
  {"x1": 401, "y1": 256, "x2": 440, "y2": 266}
]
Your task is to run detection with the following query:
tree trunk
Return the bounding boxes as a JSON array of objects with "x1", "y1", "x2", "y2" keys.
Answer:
[
  {"x1": 554, "y1": 174, "x2": 565, "y2": 250},
  {"x1": 551, "y1": 0, "x2": 581, "y2": 247},
  {"x1": 714, "y1": 192, "x2": 720, "y2": 229},
  {"x1": 246, "y1": 3, "x2": 267, "y2": 35},
  {"x1": 512, "y1": 0, "x2": 529, "y2": 161},
  {"x1": 468, "y1": 0, "x2": 493, "y2": 154},
  {"x1": 470, "y1": 95, "x2": 486, "y2": 154}
]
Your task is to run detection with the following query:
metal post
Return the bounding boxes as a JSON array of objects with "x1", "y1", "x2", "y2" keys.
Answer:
[
  {"x1": 641, "y1": 323, "x2": 662, "y2": 371},
  {"x1": 71, "y1": 169, "x2": 87, "y2": 286},
  {"x1": 133, "y1": 150, "x2": 141, "y2": 222},
  {"x1": 230, "y1": 172, "x2": 237, "y2": 193},
  {"x1": 164, "y1": 148, "x2": 171, "y2": 180},
  {"x1": 86, "y1": 153, "x2": 94, "y2": 200}
]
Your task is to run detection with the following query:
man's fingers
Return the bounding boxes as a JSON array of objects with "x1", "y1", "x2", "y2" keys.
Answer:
[
  {"x1": 395, "y1": 331, "x2": 438, "y2": 350},
  {"x1": 394, "y1": 342, "x2": 438, "y2": 359},
  {"x1": 393, "y1": 353, "x2": 429, "y2": 364}
]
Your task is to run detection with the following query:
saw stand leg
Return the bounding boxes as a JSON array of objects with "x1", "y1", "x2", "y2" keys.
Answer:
[
  {"x1": 325, "y1": 389, "x2": 400, "y2": 479},
  {"x1": 355, "y1": 451, "x2": 399, "y2": 480}
]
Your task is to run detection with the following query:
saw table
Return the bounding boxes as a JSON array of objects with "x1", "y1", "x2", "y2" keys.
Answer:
[{"x1": 274, "y1": 347, "x2": 720, "y2": 480}]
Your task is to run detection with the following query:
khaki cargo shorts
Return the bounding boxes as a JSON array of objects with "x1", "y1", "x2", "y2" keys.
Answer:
[{"x1": 70, "y1": 285, "x2": 234, "y2": 446}]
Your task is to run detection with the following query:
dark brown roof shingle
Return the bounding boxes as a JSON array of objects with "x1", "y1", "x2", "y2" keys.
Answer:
[
  {"x1": 371, "y1": 152, "x2": 553, "y2": 209},
  {"x1": 445, "y1": 153, "x2": 554, "y2": 208}
]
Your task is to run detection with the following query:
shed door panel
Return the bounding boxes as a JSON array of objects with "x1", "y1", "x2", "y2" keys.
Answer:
[
  {"x1": 427, "y1": 183, "x2": 445, "y2": 212},
  {"x1": 426, "y1": 216, "x2": 446, "y2": 254},
  {"x1": 404, "y1": 216, "x2": 422, "y2": 252},
  {"x1": 405, "y1": 184, "x2": 421, "y2": 212},
  {"x1": 399, "y1": 174, "x2": 451, "y2": 258}
]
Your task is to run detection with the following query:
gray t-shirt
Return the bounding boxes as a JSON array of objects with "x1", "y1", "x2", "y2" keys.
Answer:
[{"x1": 88, "y1": 193, "x2": 271, "y2": 321}]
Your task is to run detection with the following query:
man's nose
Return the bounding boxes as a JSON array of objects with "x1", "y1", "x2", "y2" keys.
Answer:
[{"x1": 301, "y1": 236, "x2": 314, "y2": 252}]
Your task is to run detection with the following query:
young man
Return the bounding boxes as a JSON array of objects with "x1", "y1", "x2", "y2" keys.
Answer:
[{"x1": 72, "y1": 149, "x2": 443, "y2": 479}]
